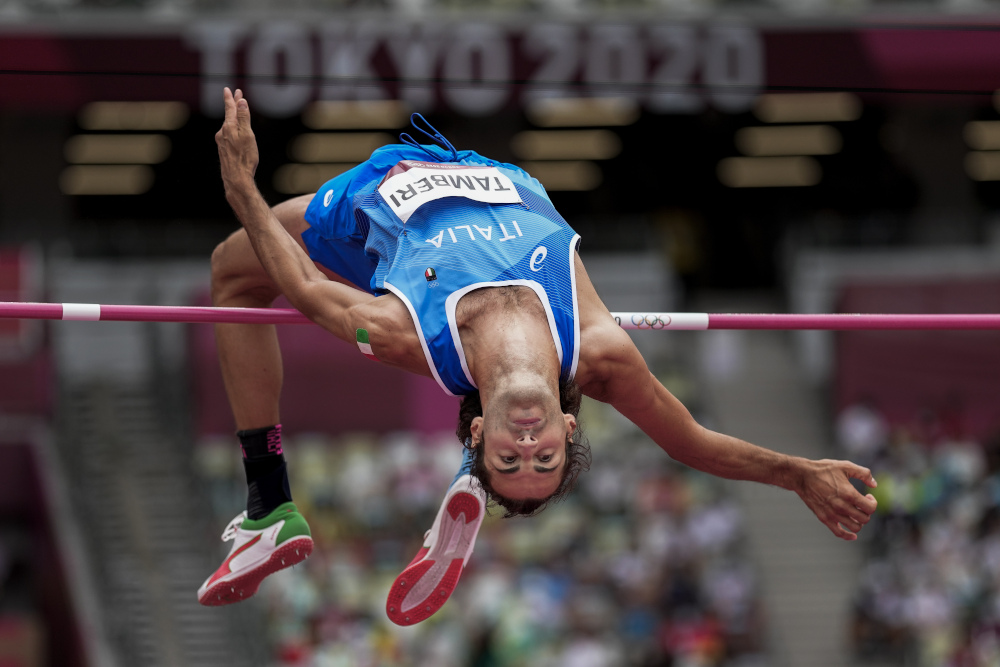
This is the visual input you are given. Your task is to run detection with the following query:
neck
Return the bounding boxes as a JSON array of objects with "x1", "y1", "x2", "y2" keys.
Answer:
[
  {"x1": 464, "y1": 307, "x2": 561, "y2": 396},
  {"x1": 477, "y1": 362, "x2": 560, "y2": 418}
]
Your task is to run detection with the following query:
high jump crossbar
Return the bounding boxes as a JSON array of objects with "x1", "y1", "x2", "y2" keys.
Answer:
[{"x1": 3, "y1": 302, "x2": 1000, "y2": 330}]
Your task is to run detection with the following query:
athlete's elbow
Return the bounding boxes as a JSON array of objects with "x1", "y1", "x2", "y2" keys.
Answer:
[{"x1": 283, "y1": 281, "x2": 327, "y2": 321}]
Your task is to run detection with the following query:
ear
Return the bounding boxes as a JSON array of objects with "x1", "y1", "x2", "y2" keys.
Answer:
[
  {"x1": 563, "y1": 412, "x2": 577, "y2": 435},
  {"x1": 470, "y1": 416, "x2": 484, "y2": 447}
]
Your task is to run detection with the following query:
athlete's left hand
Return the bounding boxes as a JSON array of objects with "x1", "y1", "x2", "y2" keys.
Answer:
[
  {"x1": 794, "y1": 459, "x2": 878, "y2": 541},
  {"x1": 216, "y1": 87, "x2": 260, "y2": 196}
]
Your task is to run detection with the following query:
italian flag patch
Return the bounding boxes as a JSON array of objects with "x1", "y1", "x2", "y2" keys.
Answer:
[{"x1": 356, "y1": 328, "x2": 377, "y2": 361}]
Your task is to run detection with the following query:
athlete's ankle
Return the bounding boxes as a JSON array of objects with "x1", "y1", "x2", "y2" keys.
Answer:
[{"x1": 238, "y1": 424, "x2": 293, "y2": 520}]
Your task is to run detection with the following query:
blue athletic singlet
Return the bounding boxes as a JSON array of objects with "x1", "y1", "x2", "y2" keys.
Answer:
[{"x1": 303, "y1": 141, "x2": 581, "y2": 397}]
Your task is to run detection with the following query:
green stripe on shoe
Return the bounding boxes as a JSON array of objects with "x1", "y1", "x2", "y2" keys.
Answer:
[{"x1": 241, "y1": 502, "x2": 311, "y2": 545}]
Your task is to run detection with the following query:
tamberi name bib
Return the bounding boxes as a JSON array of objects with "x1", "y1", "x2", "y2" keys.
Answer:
[{"x1": 377, "y1": 161, "x2": 522, "y2": 223}]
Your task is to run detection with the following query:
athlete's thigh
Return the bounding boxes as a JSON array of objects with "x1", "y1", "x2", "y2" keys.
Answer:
[{"x1": 214, "y1": 193, "x2": 355, "y2": 290}]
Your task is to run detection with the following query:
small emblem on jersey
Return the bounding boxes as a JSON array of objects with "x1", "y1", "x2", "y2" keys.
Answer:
[
  {"x1": 323, "y1": 190, "x2": 334, "y2": 207},
  {"x1": 377, "y1": 163, "x2": 522, "y2": 223},
  {"x1": 425, "y1": 267, "x2": 437, "y2": 282},
  {"x1": 530, "y1": 246, "x2": 547, "y2": 272}
]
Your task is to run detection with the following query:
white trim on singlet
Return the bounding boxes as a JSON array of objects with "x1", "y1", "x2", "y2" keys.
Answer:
[
  {"x1": 445, "y1": 279, "x2": 564, "y2": 391},
  {"x1": 568, "y1": 233, "x2": 582, "y2": 380},
  {"x1": 383, "y1": 281, "x2": 457, "y2": 396}
]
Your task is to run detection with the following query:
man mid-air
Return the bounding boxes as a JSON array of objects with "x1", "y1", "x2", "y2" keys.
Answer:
[{"x1": 198, "y1": 88, "x2": 878, "y2": 624}]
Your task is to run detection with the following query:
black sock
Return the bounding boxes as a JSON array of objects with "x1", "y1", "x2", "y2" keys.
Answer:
[{"x1": 238, "y1": 424, "x2": 292, "y2": 520}]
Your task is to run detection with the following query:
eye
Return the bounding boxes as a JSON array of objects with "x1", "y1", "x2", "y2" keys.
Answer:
[
  {"x1": 538, "y1": 454, "x2": 552, "y2": 463},
  {"x1": 501, "y1": 456, "x2": 517, "y2": 464}
]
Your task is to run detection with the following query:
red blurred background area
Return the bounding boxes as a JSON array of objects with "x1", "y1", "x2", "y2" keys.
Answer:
[
  {"x1": 837, "y1": 277, "x2": 1000, "y2": 440},
  {"x1": 0, "y1": 247, "x2": 50, "y2": 416},
  {"x1": 189, "y1": 295, "x2": 460, "y2": 438}
]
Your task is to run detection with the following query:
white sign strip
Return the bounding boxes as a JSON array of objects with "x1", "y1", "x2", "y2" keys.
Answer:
[
  {"x1": 612, "y1": 312, "x2": 710, "y2": 330},
  {"x1": 62, "y1": 303, "x2": 102, "y2": 321},
  {"x1": 378, "y1": 166, "x2": 522, "y2": 223}
]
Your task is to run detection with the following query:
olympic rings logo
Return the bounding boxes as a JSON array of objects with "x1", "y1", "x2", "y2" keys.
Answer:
[{"x1": 630, "y1": 314, "x2": 671, "y2": 329}]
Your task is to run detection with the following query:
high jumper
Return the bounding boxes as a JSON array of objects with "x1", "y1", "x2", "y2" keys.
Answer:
[{"x1": 197, "y1": 87, "x2": 878, "y2": 623}]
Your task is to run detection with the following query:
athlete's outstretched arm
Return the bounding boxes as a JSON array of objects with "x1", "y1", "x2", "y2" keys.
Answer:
[
  {"x1": 583, "y1": 324, "x2": 878, "y2": 541},
  {"x1": 215, "y1": 88, "x2": 371, "y2": 343}
]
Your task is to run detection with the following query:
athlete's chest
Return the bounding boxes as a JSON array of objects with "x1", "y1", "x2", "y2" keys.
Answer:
[
  {"x1": 370, "y1": 286, "x2": 551, "y2": 379},
  {"x1": 453, "y1": 285, "x2": 547, "y2": 330}
]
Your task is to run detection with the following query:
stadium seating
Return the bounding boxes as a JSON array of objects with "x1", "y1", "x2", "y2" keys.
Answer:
[
  {"x1": 839, "y1": 403, "x2": 1000, "y2": 665},
  {"x1": 196, "y1": 398, "x2": 768, "y2": 666}
]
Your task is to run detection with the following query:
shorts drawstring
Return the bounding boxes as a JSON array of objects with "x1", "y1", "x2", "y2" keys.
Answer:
[{"x1": 399, "y1": 113, "x2": 460, "y2": 162}]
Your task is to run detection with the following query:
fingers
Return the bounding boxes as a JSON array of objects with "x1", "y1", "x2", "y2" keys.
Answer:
[
  {"x1": 235, "y1": 93, "x2": 251, "y2": 130},
  {"x1": 816, "y1": 490, "x2": 876, "y2": 541},
  {"x1": 824, "y1": 517, "x2": 858, "y2": 541},
  {"x1": 217, "y1": 87, "x2": 253, "y2": 155},
  {"x1": 220, "y1": 87, "x2": 251, "y2": 133},
  {"x1": 839, "y1": 481, "x2": 878, "y2": 513},
  {"x1": 831, "y1": 496, "x2": 868, "y2": 522},
  {"x1": 223, "y1": 87, "x2": 235, "y2": 124},
  {"x1": 837, "y1": 506, "x2": 873, "y2": 536},
  {"x1": 859, "y1": 492, "x2": 877, "y2": 514},
  {"x1": 845, "y1": 462, "x2": 878, "y2": 489},
  {"x1": 825, "y1": 491, "x2": 878, "y2": 541},
  {"x1": 827, "y1": 507, "x2": 866, "y2": 540}
]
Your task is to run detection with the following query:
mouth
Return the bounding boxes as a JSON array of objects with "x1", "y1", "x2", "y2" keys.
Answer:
[{"x1": 513, "y1": 418, "x2": 541, "y2": 427}]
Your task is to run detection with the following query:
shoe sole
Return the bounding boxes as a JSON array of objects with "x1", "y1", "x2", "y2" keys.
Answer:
[
  {"x1": 386, "y1": 491, "x2": 482, "y2": 626},
  {"x1": 198, "y1": 536, "x2": 313, "y2": 607}
]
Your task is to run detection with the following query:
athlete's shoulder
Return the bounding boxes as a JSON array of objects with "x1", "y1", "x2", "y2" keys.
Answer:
[
  {"x1": 575, "y1": 315, "x2": 643, "y2": 403},
  {"x1": 571, "y1": 252, "x2": 643, "y2": 397}
]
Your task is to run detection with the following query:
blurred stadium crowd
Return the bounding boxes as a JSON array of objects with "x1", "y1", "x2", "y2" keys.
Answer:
[
  {"x1": 839, "y1": 403, "x2": 1000, "y2": 667},
  {"x1": 196, "y1": 398, "x2": 768, "y2": 667}
]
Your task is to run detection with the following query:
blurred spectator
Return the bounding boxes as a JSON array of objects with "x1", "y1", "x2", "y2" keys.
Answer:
[{"x1": 845, "y1": 417, "x2": 1000, "y2": 665}]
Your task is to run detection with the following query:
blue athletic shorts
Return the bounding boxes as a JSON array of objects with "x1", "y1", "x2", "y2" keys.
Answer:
[
  {"x1": 301, "y1": 143, "x2": 497, "y2": 295},
  {"x1": 300, "y1": 224, "x2": 378, "y2": 296},
  {"x1": 301, "y1": 162, "x2": 387, "y2": 296}
]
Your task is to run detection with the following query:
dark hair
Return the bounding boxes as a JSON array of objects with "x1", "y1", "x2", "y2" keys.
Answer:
[{"x1": 456, "y1": 381, "x2": 591, "y2": 518}]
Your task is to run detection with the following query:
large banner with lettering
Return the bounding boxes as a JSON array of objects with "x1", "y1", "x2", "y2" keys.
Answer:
[{"x1": 3, "y1": 21, "x2": 1000, "y2": 116}]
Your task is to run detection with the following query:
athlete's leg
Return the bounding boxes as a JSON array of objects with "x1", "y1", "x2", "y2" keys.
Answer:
[
  {"x1": 201, "y1": 194, "x2": 350, "y2": 607},
  {"x1": 387, "y1": 446, "x2": 486, "y2": 626},
  {"x1": 210, "y1": 194, "x2": 351, "y2": 430}
]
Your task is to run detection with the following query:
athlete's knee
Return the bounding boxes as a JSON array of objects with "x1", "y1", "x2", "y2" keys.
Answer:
[
  {"x1": 210, "y1": 231, "x2": 279, "y2": 306},
  {"x1": 210, "y1": 237, "x2": 238, "y2": 305},
  {"x1": 210, "y1": 232, "x2": 240, "y2": 286}
]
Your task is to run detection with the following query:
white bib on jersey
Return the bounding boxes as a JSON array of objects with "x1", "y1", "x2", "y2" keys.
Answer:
[{"x1": 377, "y1": 161, "x2": 522, "y2": 223}]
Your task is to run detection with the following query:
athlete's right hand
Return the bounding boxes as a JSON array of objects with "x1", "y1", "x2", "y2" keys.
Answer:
[{"x1": 216, "y1": 87, "x2": 260, "y2": 198}]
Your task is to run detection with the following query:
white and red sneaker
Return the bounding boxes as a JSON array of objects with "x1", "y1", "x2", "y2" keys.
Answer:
[
  {"x1": 198, "y1": 502, "x2": 313, "y2": 606},
  {"x1": 386, "y1": 474, "x2": 486, "y2": 625}
]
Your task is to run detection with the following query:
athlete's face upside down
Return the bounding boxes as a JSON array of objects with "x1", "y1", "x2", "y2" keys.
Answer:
[
  {"x1": 473, "y1": 409, "x2": 577, "y2": 501},
  {"x1": 456, "y1": 381, "x2": 591, "y2": 517},
  {"x1": 470, "y1": 383, "x2": 577, "y2": 501}
]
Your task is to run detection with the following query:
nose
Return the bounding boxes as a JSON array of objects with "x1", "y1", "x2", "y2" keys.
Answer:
[{"x1": 516, "y1": 433, "x2": 538, "y2": 447}]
